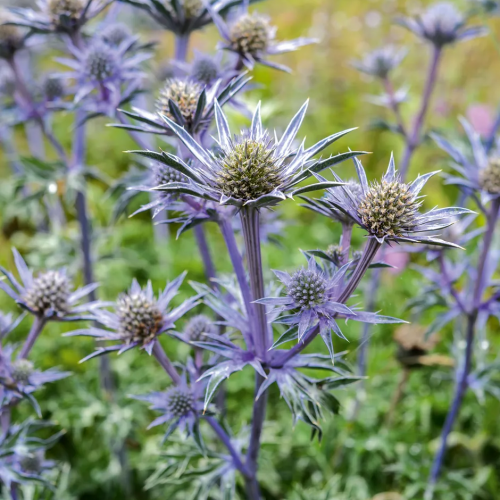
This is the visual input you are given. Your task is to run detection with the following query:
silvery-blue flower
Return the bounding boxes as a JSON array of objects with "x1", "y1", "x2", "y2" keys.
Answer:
[
  {"x1": 0, "y1": 248, "x2": 101, "y2": 321},
  {"x1": 305, "y1": 155, "x2": 473, "y2": 247},
  {"x1": 396, "y1": 2, "x2": 485, "y2": 48},
  {"x1": 352, "y1": 46, "x2": 407, "y2": 80},
  {"x1": 207, "y1": 4, "x2": 316, "y2": 72},
  {"x1": 66, "y1": 274, "x2": 200, "y2": 358},
  {"x1": 134, "y1": 100, "x2": 361, "y2": 209}
]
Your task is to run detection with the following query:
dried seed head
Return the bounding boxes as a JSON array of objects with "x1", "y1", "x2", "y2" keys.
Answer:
[
  {"x1": 156, "y1": 78, "x2": 203, "y2": 126},
  {"x1": 216, "y1": 138, "x2": 283, "y2": 201},
  {"x1": 357, "y1": 179, "x2": 418, "y2": 238},
  {"x1": 20, "y1": 453, "x2": 43, "y2": 473},
  {"x1": 164, "y1": 0, "x2": 204, "y2": 19},
  {"x1": 11, "y1": 359, "x2": 34, "y2": 384},
  {"x1": 229, "y1": 13, "x2": 272, "y2": 57},
  {"x1": 0, "y1": 12, "x2": 24, "y2": 58},
  {"x1": 479, "y1": 158, "x2": 500, "y2": 194},
  {"x1": 23, "y1": 271, "x2": 71, "y2": 316},
  {"x1": 101, "y1": 22, "x2": 131, "y2": 46},
  {"x1": 47, "y1": 0, "x2": 84, "y2": 20},
  {"x1": 185, "y1": 314, "x2": 216, "y2": 342},
  {"x1": 287, "y1": 269, "x2": 327, "y2": 309},
  {"x1": 165, "y1": 386, "x2": 195, "y2": 417},
  {"x1": 116, "y1": 292, "x2": 164, "y2": 345},
  {"x1": 84, "y1": 42, "x2": 118, "y2": 82},
  {"x1": 191, "y1": 57, "x2": 219, "y2": 85},
  {"x1": 42, "y1": 75, "x2": 65, "y2": 101},
  {"x1": 419, "y1": 2, "x2": 464, "y2": 46}
]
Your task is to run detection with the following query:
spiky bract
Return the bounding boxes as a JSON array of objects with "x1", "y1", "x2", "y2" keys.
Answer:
[
  {"x1": 22, "y1": 271, "x2": 71, "y2": 316},
  {"x1": 165, "y1": 386, "x2": 195, "y2": 417},
  {"x1": 116, "y1": 291, "x2": 164, "y2": 345},
  {"x1": 156, "y1": 78, "x2": 202, "y2": 126},
  {"x1": 358, "y1": 179, "x2": 419, "y2": 238},
  {"x1": 229, "y1": 13, "x2": 272, "y2": 57},
  {"x1": 287, "y1": 269, "x2": 327, "y2": 309}
]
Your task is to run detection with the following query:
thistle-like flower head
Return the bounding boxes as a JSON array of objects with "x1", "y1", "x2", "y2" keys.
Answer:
[
  {"x1": 208, "y1": 4, "x2": 316, "y2": 72},
  {"x1": 0, "y1": 249, "x2": 101, "y2": 320},
  {"x1": 101, "y1": 22, "x2": 132, "y2": 46},
  {"x1": 0, "y1": 10, "x2": 25, "y2": 59},
  {"x1": 143, "y1": 100, "x2": 360, "y2": 209},
  {"x1": 397, "y1": 2, "x2": 485, "y2": 47},
  {"x1": 84, "y1": 41, "x2": 118, "y2": 82},
  {"x1": 11, "y1": 359, "x2": 35, "y2": 385},
  {"x1": 41, "y1": 75, "x2": 65, "y2": 101},
  {"x1": 432, "y1": 118, "x2": 500, "y2": 204},
  {"x1": 190, "y1": 55, "x2": 220, "y2": 85},
  {"x1": 164, "y1": 0, "x2": 203, "y2": 19},
  {"x1": 287, "y1": 268, "x2": 327, "y2": 309},
  {"x1": 156, "y1": 78, "x2": 203, "y2": 127},
  {"x1": 304, "y1": 155, "x2": 473, "y2": 247},
  {"x1": 352, "y1": 46, "x2": 407, "y2": 79},
  {"x1": 184, "y1": 314, "x2": 216, "y2": 342},
  {"x1": 165, "y1": 386, "x2": 195, "y2": 417},
  {"x1": 67, "y1": 274, "x2": 201, "y2": 359},
  {"x1": 47, "y1": 0, "x2": 84, "y2": 21}
]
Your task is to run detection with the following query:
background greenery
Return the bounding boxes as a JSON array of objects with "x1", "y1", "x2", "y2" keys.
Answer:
[{"x1": 1, "y1": 0, "x2": 500, "y2": 498}]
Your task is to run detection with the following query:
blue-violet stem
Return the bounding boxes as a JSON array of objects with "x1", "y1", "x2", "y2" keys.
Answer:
[
  {"x1": 152, "y1": 341, "x2": 181, "y2": 385},
  {"x1": 18, "y1": 316, "x2": 46, "y2": 360}
]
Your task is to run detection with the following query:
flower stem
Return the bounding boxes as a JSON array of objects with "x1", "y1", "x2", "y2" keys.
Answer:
[
  {"x1": 240, "y1": 208, "x2": 269, "y2": 359},
  {"x1": 383, "y1": 76, "x2": 407, "y2": 138},
  {"x1": 339, "y1": 224, "x2": 352, "y2": 265},
  {"x1": 152, "y1": 341, "x2": 181, "y2": 385},
  {"x1": 194, "y1": 225, "x2": 217, "y2": 285},
  {"x1": 18, "y1": 316, "x2": 46, "y2": 360},
  {"x1": 400, "y1": 46, "x2": 442, "y2": 180},
  {"x1": 174, "y1": 34, "x2": 190, "y2": 62},
  {"x1": 426, "y1": 199, "x2": 500, "y2": 494},
  {"x1": 385, "y1": 367, "x2": 411, "y2": 426}
]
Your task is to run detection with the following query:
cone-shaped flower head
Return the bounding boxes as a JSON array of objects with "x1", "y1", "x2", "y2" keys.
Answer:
[
  {"x1": 154, "y1": 163, "x2": 188, "y2": 192},
  {"x1": 11, "y1": 359, "x2": 35, "y2": 385},
  {"x1": 190, "y1": 55, "x2": 219, "y2": 85},
  {"x1": 287, "y1": 268, "x2": 327, "y2": 309},
  {"x1": 352, "y1": 46, "x2": 407, "y2": 79},
  {"x1": 145, "y1": 100, "x2": 360, "y2": 209},
  {"x1": 0, "y1": 248, "x2": 101, "y2": 320},
  {"x1": 48, "y1": 0, "x2": 84, "y2": 20},
  {"x1": 479, "y1": 158, "x2": 500, "y2": 195},
  {"x1": 101, "y1": 22, "x2": 132, "y2": 46},
  {"x1": 165, "y1": 386, "x2": 195, "y2": 417},
  {"x1": 229, "y1": 13, "x2": 272, "y2": 57},
  {"x1": 66, "y1": 274, "x2": 201, "y2": 359},
  {"x1": 397, "y1": 2, "x2": 485, "y2": 47},
  {"x1": 156, "y1": 78, "x2": 203, "y2": 127},
  {"x1": 41, "y1": 75, "x2": 65, "y2": 101},
  {"x1": 305, "y1": 155, "x2": 473, "y2": 247},
  {"x1": 165, "y1": 0, "x2": 203, "y2": 19},
  {"x1": 84, "y1": 41, "x2": 118, "y2": 82},
  {"x1": 184, "y1": 314, "x2": 216, "y2": 342}
]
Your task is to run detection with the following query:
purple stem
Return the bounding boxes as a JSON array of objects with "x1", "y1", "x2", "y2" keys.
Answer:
[
  {"x1": 152, "y1": 341, "x2": 181, "y2": 385},
  {"x1": 239, "y1": 208, "x2": 269, "y2": 359},
  {"x1": 174, "y1": 34, "x2": 190, "y2": 62},
  {"x1": 205, "y1": 416, "x2": 249, "y2": 476},
  {"x1": 194, "y1": 225, "x2": 217, "y2": 284},
  {"x1": 427, "y1": 199, "x2": 500, "y2": 494},
  {"x1": 400, "y1": 46, "x2": 442, "y2": 180},
  {"x1": 219, "y1": 217, "x2": 254, "y2": 349},
  {"x1": 271, "y1": 238, "x2": 381, "y2": 368},
  {"x1": 340, "y1": 224, "x2": 353, "y2": 265},
  {"x1": 18, "y1": 316, "x2": 46, "y2": 360}
]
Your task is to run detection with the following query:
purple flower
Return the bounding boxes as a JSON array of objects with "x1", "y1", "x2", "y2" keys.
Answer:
[
  {"x1": 142, "y1": 100, "x2": 359, "y2": 209},
  {"x1": 0, "y1": 248, "x2": 101, "y2": 321},
  {"x1": 207, "y1": 5, "x2": 316, "y2": 72},
  {"x1": 352, "y1": 46, "x2": 407, "y2": 80},
  {"x1": 308, "y1": 155, "x2": 473, "y2": 247},
  {"x1": 66, "y1": 274, "x2": 201, "y2": 359}
]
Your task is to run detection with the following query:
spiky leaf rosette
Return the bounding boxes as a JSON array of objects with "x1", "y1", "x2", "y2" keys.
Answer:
[
  {"x1": 184, "y1": 314, "x2": 216, "y2": 342},
  {"x1": 215, "y1": 137, "x2": 285, "y2": 201},
  {"x1": 479, "y1": 158, "x2": 500, "y2": 195},
  {"x1": 357, "y1": 179, "x2": 419, "y2": 238},
  {"x1": 117, "y1": 291, "x2": 164, "y2": 345},
  {"x1": 165, "y1": 387, "x2": 195, "y2": 417},
  {"x1": 47, "y1": 0, "x2": 83, "y2": 20},
  {"x1": 11, "y1": 359, "x2": 35, "y2": 384},
  {"x1": 156, "y1": 78, "x2": 203, "y2": 126},
  {"x1": 287, "y1": 269, "x2": 327, "y2": 309},
  {"x1": 22, "y1": 271, "x2": 70, "y2": 316},
  {"x1": 84, "y1": 42, "x2": 118, "y2": 82},
  {"x1": 229, "y1": 13, "x2": 272, "y2": 57}
]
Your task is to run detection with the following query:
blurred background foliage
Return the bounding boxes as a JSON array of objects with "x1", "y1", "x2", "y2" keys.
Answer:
[{"x1": 1, "y1": 0, "x2": 500, "y2": 498}]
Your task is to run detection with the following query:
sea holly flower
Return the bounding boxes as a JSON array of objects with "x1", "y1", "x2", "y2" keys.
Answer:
[
  {"x1": 396, "y1": 2, "x2": 485, "y2": 48},
  {"x1": 257, "y1": 256, "x2": 404, "y2": 361},
  {"x1": 114, "y1": 72, "x2": 250, "y2": 137},
  {"x1": 119, "y1": 0, "x2": 254, "y2": 36},
  {"x1": 136, "y1": 100, "x2": 361, "y2": 209},
  {"x1": 307, "y1": 155, "x2": 473, "y2": 247},
  {"x1": 0, "y1": 10, "x2": 27, "y2": 60},
  {"x1": 184, "y1": 314, "x2": 217, "y2": 342},
  {"x1": 432, "y1": 118, "x2": 500, "y2": 207},
  {"x1": 352, "y1": 46, "x2": 407, "y2": 80},
  {"x1": 0, "y1": 345, "x2": 70, "y2": 413},
  {"x1": 6, "y1": 0, "x2": 113, "y2": 35},
  {"x1": 66, "y1": 274, "x2": 201, "y2": 359},
  {"x1": 207, "y1": 5, "x2": 316, "y2": 72},
  {"x1": 100, "y1": 22, "x2": 132, "y2": 47},
  {"x1": 0, "y1": 248, "x2": 101, "y2": 321}
]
